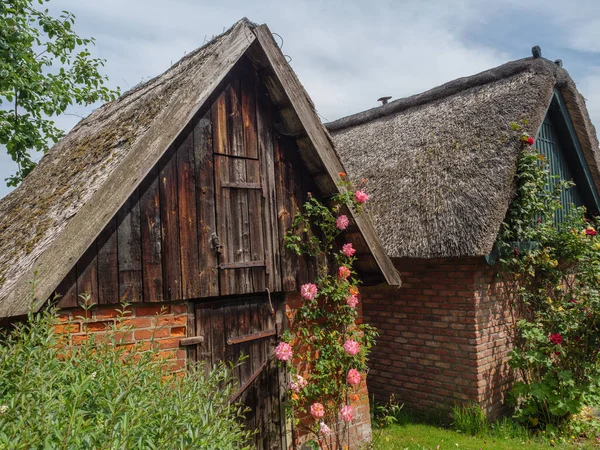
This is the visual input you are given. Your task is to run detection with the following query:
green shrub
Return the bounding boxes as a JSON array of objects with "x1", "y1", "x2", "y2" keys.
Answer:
[
  {"x1": 0, "y1": 308, "x2": 252, "y2": 449},
  {"x1": 497, "y1": 143, "x2": 600, "y2": 430}
]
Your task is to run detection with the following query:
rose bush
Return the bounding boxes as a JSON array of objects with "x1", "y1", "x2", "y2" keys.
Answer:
[
  {"x1": 497, "y1": 132, "x2": 600, "y2": 431},
  {"x1": 280, "y1": 175, "x2": 377, "y2": 449}
]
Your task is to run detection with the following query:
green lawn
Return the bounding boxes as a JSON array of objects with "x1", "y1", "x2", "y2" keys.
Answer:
[{"x1": 373, "y1": 423, "x2": 599, "y2": 450}]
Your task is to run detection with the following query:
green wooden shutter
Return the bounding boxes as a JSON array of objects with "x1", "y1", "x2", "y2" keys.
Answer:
[{"x1": 536, "y1": 115, "x2": 583, "y2": 224}]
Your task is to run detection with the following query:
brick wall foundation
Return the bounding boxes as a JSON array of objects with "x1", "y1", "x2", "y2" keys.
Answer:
[
  {"x1": 55, "y1": 302, "x2": 188, "y2": 371},
  {"x1": 362, "y1": 257, "x2": 515, "y2": 419}
]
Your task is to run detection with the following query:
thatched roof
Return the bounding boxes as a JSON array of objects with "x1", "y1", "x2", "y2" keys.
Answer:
[
  {"x1": 0, "y1": 18, "x2": 400, "y2": 318},
  {"x1": 327, "y1": 57, "x2": 600, "y2": 259}
]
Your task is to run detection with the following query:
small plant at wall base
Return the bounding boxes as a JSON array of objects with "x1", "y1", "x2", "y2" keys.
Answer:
[
  {"x1": 280, "y1": 174, "x2": 377, "y2": 450},
  {"x1": 496, "y1": 131, "x2": 600, "y2": 433}
]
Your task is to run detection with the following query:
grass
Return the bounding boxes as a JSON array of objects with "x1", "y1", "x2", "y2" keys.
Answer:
[
  {"x1": 373, "y1": 422, "x2": 597, "y2": 449},
  {"x1": 371, "y1": 405, "x2": 600, "y2": 450}
]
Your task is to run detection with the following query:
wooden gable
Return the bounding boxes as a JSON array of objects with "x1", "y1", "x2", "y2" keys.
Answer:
[{"x1": 54, "y1": 57, "x2": 322, "y2": 306}]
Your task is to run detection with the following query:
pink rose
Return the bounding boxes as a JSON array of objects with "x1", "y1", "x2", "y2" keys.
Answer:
[
  {"x1": 289, "y1": 374, "x2": 307, "y2": 392},
  {"x1": 340, "y1": 404, "x2": 354, "y2": 422},
  {"x1": 310, "y1": 402, "x2": 325, "y2": 419},
  {"x1": 343, "y1": 339, "x2": 360, "y2": 356},
  {"x1": 300, "y1": 283, "x2": 318, "y2": 300},
  {"x1": 354, "y1": 190, "x2": 369, "y2": 204},
  {"x1": 319, "y1": 422, "x2": 331, "y2": 436},
  {"x1": 347, "y1": 369, "x2": 361, "y2": 386},
  {"x1": 346, "y1": 294, "x2": 359, "y2": 308},
  {"x1": 336, "y1": 215, "x2": 349, "y2": 230},
  {"x1": 275, "y1": 342, "x2": 293, "y2": 362},
  {"x1": 342, "y1": 243, "x2": 356, "y2": 257},
  {"x1": 338, "y1": 266, "x2": 351, "y2": 279}
]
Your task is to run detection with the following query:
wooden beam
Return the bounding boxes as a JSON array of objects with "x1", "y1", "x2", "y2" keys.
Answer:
[{"x1": 180, "y1": 336, "x2": 205, "y2": 346}]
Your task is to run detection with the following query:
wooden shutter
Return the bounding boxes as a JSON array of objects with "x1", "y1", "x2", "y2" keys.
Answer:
[{"x1": 211, "y1": 68, "x2": 272, "y2": 296}]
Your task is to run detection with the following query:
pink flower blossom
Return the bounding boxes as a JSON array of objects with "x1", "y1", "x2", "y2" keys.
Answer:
[
  {"x1": 354, "y1": 190, "x2": 369, "y2": 204},
  {"x1": 310, "y1": 402, "x2": 325, "y2": 419},
  {"x1": 336, "y1": 215, "x2": 349, "y2": 230},
  {"x1": 275, "y1": 342, "x2": 293, "y2": 362},
  {"x1": 300, "y1": 283, "x2": 318, "y2": 300},
  {"x1": 319, "y1": 422, "x2": 331, "y2": 436},
  {"x1": 346, "y1": 295, "x2": 359, "y2": 308},
  {"x1": 347, "y1": 369, "x2": 361, "y2": 386},
  {"x1": 338, "y1": 266, "x2": 351, "y2": 279},
  {"x1": 342, "y1": 243, "x2": 356, "y2": 257},
  {"x1": 340, "y1": 405, "x2": 354, "y2": 422},
  {"x1": 343, "y1": 339, "x2": 360, "y2": 356},
  {"x1": 289, "y1": 374, "x2": 307, "y2": 392}
]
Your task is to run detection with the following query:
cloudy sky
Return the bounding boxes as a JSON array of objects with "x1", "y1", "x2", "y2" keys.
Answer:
[{"x1": 2, "y1": 0, "x2": 600, "y2": 198}]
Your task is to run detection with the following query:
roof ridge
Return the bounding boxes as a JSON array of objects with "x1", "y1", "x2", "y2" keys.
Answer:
[{"x1": 326, "y1": 56, "x2": 565, "y2": 132}]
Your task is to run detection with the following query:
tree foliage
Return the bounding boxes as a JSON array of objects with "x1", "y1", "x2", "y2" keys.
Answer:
[{"x1": 0, "y1": 0, "x2": 119, "y2": 186}]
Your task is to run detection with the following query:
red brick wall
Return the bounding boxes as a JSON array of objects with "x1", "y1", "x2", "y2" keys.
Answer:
[
  {"x1": 473, "y1": 264, "x2": 516, "y2": 417},
  {"x1": 56, "y1": 302, "x2": 188, "y2": 371},
  {"x1": 362, "y1": 257, "x2": 514, "y2": 418}
]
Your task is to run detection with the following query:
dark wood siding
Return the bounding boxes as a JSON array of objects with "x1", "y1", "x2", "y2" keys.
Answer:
[{"x1": 54, "y1": 57, "x2": 315, "y2": 307}]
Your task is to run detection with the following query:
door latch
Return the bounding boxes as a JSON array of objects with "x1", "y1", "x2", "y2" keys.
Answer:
[{"x1": 211, "y1": 232, "x2": 223, "y2": 254}]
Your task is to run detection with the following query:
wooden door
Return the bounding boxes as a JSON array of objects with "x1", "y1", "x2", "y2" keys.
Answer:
[{"x1": 191, "y1": 295, "x2": 288, "y2": 450}]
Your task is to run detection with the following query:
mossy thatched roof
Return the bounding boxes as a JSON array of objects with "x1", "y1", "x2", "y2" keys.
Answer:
[{"x1": 327, "y1": 57, "x2": 600, "y2": 258}]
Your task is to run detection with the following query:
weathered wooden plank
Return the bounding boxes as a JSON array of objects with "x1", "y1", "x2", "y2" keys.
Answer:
[
  {"x1": 274, "y1": 136, "x2": 296, "y2": 291},
  {"x1": 117, "y1": 191, "x2": 142, "y2": 303},
  {"x1": 177, "y1": 129, "x2": 201, "y2": 299},
  {"x1": 221, "y1": 181, "x2": 262, "y2": 189},
  {"x1": 253, "y1": 25, "x2": 401, "y2": 287},
  {"x1": 180, "y1": 335, "x2": 205, "y2": 346},
  {"x1": 55, "y1": 266, "x2": 78, "y2": 308},
  {"x1": 210, "y1": 303, "x2": 226, "y2": 366},
  {"x1": 264, "y1": 299, "x2": 279, "y2": 450},
  {"x1": 139, "y1": 168, "x2": 163, "y2": 303},
  {"x1": 194, "y1": 111, "x2": 219, "y2": 298},
  {"x1": 237, "y1": 298, "x2": 253, "y2": 384},
  {"x1": 241, "y1": 59, "x2": 259, "y2": 160},
  {"x1": 256, "y1": 80, "x2": 281, "y2": 292},
  {"x1": 251, "y1": 300, "x2": 265, "y2": 450},
  {"x1": 228, "y1": 72, "x2": 252, "y2": 294},
  {"x1": 97, "y1": 217, "x2": 119, "y2": 304},
  {"x1": 194, "y1": 303, "x2": 212, "y2": 377},
  {"x1": 212, "y1": 90, "x2": 235, "y2": 296},
  {"x1": 76, "y1": 243, "x2": 98, "y2": 305},
  {"x1": 242, "y1": 68, "x2": 267, "y2": 292},
  {"x1": 159, "y1": 149, "x2": 182, "y2": 301}
]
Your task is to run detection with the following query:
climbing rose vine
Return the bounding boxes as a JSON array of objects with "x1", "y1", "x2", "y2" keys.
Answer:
[
  {"x1": 279, "y1": 175, "x2": 377, "y2": 449},
  {"x1": 496, "y1": 125, "x2": 600, "y2": 430}
]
